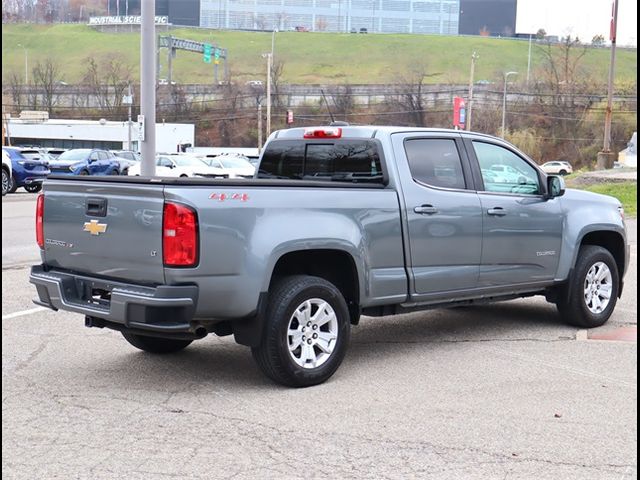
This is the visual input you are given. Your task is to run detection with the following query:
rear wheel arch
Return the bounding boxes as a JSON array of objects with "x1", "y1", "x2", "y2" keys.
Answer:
[{"x1": 269, "y1": 249, "x2": 362, "y2": 325}]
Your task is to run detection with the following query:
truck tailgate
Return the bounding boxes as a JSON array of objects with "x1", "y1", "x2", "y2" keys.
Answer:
[{"x1": 42, "y1": 179, "x2": 165, "y2": 284}]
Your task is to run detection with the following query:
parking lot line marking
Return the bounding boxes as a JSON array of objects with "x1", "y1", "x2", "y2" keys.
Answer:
[
  {"x1": 488, "y1": 347, "x2": 637, "y2": 389},
  {"x1": 2, "y1": 307, "x2": 47, "y2": 320}
]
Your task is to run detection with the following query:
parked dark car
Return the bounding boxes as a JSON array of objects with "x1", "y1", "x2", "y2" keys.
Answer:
[
  {"x1": 2, "y1": 147, "x2": 50, "y2": 193},
  {"x1": 110, "y1": 150, "x2": 141, "y2": 175},
  {"x1": 47, "y1": 149, "x2": 121, "y2": 176}
]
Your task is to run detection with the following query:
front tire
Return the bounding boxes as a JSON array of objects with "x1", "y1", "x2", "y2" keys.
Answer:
[
  {"x1": 121, "y1": 332, "x2": 193, "y2": 354},
  {"x1": 252, "y1": 275, "x2": 351, "y2": 387},
  {"x1": 24, "y1": 184, "x2": 42, "y2": 193},
  {"x1": 8, "y1": 174, "x2": 18, "y2": 194},
  {"x1": 2, "y1": 168, "x2": 10, "y2": 196},
  {"x1": 556, "y1": 245, "x2": 619, "y2": 328}
]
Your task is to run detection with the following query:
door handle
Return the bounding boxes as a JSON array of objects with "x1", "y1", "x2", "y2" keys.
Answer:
[
  {"x1": 487, "y1": 207, "x2": 507, "y2": 216},
  {"x1": 414, "y1": 205, "x2": 438, "y2": 215}
]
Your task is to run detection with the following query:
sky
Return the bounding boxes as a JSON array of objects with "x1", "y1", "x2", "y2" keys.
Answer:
[{"x1": 516, "y1": 0, "x2": 637, "y2": 46}]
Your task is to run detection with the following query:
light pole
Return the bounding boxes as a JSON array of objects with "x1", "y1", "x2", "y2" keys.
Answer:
[
  {"x1": 501, "y1": 71, "x2": 518, "y2": 137},
  {"x1": 467, "y1": 51, "x2": 478, "y2": 131},
  {"x1": 17, "y1": 44, "x2": 28, "y2": 85},
  {"x1": 263, "y1": 29, "x2": 277, "y2": 139}
]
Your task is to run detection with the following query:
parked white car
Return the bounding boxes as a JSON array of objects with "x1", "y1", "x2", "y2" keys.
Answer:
[
  {"x1": 202, "y1": 154, "x2": 256, "y2": 178},
  {"x1": 2, "y1": 149, "x2": 12, "y2": 196},
  {"x1": 127, "y1": 154, "x2": 228, "y2": 178},
  {"x1": 541, "y1": 161, "x2": 573, "y2": 175}
]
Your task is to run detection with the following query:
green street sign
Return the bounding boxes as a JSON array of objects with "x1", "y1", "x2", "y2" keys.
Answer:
[{"x1": 203, "y1": 44, "x2": 212, "y2": 63}]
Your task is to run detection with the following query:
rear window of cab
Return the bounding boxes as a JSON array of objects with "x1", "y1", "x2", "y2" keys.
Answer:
[{"x1": 258, "y1": 140, "x2": 384, "y2": 183}]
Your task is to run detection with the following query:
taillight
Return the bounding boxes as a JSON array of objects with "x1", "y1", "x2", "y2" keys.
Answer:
[
  {"x1": 36, "y1": 193, "x2": 44, "y2": 249},
  {"x1": 163, "y1": 202, "x2": 198, "y2": 267},
  {"x1": 303, "y1": 127, "x2": 342, "y2": 139}
]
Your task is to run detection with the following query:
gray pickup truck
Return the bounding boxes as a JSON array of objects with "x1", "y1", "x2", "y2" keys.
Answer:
[{"x1": 30, "y1": 126, "x2": 629, "y2": 387}]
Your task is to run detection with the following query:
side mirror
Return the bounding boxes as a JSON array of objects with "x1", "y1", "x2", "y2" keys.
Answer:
[{"x1": 546, "y1": 175, "x2": 565, "y2": 199}]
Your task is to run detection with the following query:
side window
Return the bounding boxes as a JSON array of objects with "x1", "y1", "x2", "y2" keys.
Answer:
[
  {"x1": 404, "y1": 138, "x2": 466, "y2": 190},
  {"x1": 473, "y1": 141, "x2": 541, "y2": 195},
  {"x1": 158, "y1": 157, "x2": 173, "y2": 167},
  {"x1": 89, "y1": 152, "x2": 99, "y2": 161},
  {"x1": 98, "y1": 151, "x2": 109, "y2": 160},
  {"x1": 259, "y1": 141, "x2": 304, "y2": 179}
]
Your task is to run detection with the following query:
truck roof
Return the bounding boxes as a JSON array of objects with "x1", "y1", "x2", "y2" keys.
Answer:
[{"x1": 272, "y1": 125, "x2": 500, "y2": 142}]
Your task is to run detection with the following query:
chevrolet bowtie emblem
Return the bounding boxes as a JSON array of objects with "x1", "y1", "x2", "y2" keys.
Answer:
[{"x1": 83, "y1": 219, "x2": 108, "y2": 236}]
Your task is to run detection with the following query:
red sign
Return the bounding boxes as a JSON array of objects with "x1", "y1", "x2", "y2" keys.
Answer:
[{"x1": 453, "y1": 97, "x2": 466, "y2": 129}]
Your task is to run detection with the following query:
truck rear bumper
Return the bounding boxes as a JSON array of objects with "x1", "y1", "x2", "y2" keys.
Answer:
[{"x1": 30, "y1": 265, "x2": 199, "y2": 336}]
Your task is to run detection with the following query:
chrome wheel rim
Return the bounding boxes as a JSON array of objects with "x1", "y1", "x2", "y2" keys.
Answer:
[
  {"x1": 2, "y1": 171, "x2": 9, "y2": 194},
  {"x1": 583, "y1": 262, "x2": 613, "y2": 314},
  {"x1": 287, "y1": 298, "x2": 338, "y2": 369}
]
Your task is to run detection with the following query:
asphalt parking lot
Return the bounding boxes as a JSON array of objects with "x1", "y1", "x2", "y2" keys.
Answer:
[{"x1": 2, "y1": 192, "x2": 637, "y2": 479}]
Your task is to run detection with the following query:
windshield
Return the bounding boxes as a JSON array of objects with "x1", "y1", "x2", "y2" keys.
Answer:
[
  {"x1": 173, "y1": 156, "x2": 207, "y2": 167},
  {"x1": 58, "y1": 150, "x2": 91, "y2": 161},
  {"x1": 219, "y1": 157, "x2": 253, "y2": 169}
]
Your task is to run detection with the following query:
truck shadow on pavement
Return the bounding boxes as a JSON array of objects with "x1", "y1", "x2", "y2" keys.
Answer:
[{"x1": 69, "y1": 299, "x2": 574, "y2": 390}]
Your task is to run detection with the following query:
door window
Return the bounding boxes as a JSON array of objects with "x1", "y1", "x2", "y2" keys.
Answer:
[
  {"x1": 89, "y1": 152, "x2": 99, "y2": 162},
  {"x1": 157, "y1": 157, "x2": 173, "y2": 167},
  {"x1": 404, "y1": 139, "x2": 466, "y2": 190},
  {"x1": 473, "y1": 141, "x2": 541, "y2": 195}
]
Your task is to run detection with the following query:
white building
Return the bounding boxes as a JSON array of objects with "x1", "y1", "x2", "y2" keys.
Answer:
[{"x1": 6, "y1": 116, "x2": 195, "y2": 153}]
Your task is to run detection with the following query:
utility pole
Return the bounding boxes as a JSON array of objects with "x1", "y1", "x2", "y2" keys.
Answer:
[
  {"x1": 598, "y1": 0, "x2": 619, "y2": 169},
  {"x1": 258, "y1": 103, "x2": 263, "y2": 153},
  {"x1": 266, "y1": 52, "x2": 272, "y2": 138},
  {"x1": 526, "y1": 34, "x2": 532, "y2": 85},
  {"x1": 140, "y1": 0, "x2": 156, "y2": 175},
  {"x1": 126, "y1": 83, "x2": 133, "y2": 151},
  {"x1": 467, "y1": 51, "x2": 478, "y2": 131},
  {"x1": 167, "y1": 36, "x2": 173, "y2": 86},
  {"x1": 501, "y1": 71, "x2": 518, "y2": 138}
]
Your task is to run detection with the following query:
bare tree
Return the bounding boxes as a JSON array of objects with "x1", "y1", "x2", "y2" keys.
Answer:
[
  {"x1": 7, "y1": 72, "x2": 24, "y2": 112},
  {"x1": 82, "y1": 54, "x2": 133, "y2": 116},
  {"x1": 391, "y1": 64, "x2": 441, "y2": 126},
  {"x1": 328, "y1": 83, "x2": 355, "y2": 121},
  {"x1": 270, "y1": 59, "x2": 286, "y2": 109},
  {"x1": 31, "y1": 59, "x2": 62, "y2": 113}
]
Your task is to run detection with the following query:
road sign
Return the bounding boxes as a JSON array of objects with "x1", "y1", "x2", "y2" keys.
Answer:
[
  {"x1": 286, "y1": 110, "x2": 294, "y2": 124},
  {"x1": 203, "y1": 44, "x2": 212, "y2": 63},
  {"x1": 453, "y1": 97, "x2": 466, "y2": 129},
  {"x1": 214, "y1": 48, "x2": 220, "y2": 65},
  {"x1": 137, "y1": 114, "x2": 145, "y2": 141}
]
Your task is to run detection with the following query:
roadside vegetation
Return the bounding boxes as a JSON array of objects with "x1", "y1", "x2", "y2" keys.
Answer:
[
  {"x1": 577, "y1": 182, "x2": 637, "y2": 217},
  {"x1": 2, "y1": 25, "x2": 636, "y2": 167},
  {"x1": 2, "y1": 24, "x2": 638, "y2": 84}
]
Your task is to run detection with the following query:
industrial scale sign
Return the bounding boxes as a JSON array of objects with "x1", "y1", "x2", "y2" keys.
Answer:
[{"x1": 89, "y1": 16, "x2": 169, "y2": 25}]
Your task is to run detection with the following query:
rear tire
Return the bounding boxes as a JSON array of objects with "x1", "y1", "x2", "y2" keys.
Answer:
[
  {"x1": 252, "y1": 275, "x2": 351, "y2": 387},
  {"x1": 79, "y1": 170, "x2": 89, "y2": 176},
  {"x1": 121, "y1": 332, "x2": 193, "y2": 354},
  {"x1": 556, "y1": 245, "x2": 619, "y2": 328},
  {"x1": 559, "y1": 169, "x2": 568, "y2": 175}
]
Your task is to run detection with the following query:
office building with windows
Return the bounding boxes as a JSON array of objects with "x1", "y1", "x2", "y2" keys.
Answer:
[{"x1": 200, "y1": 0, "x2": 460, "y2": 35}]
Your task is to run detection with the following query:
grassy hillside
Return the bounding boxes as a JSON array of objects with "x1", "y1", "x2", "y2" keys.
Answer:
[{"x1": 2, "y1": 23, "x2": 637, "y2": 85}]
